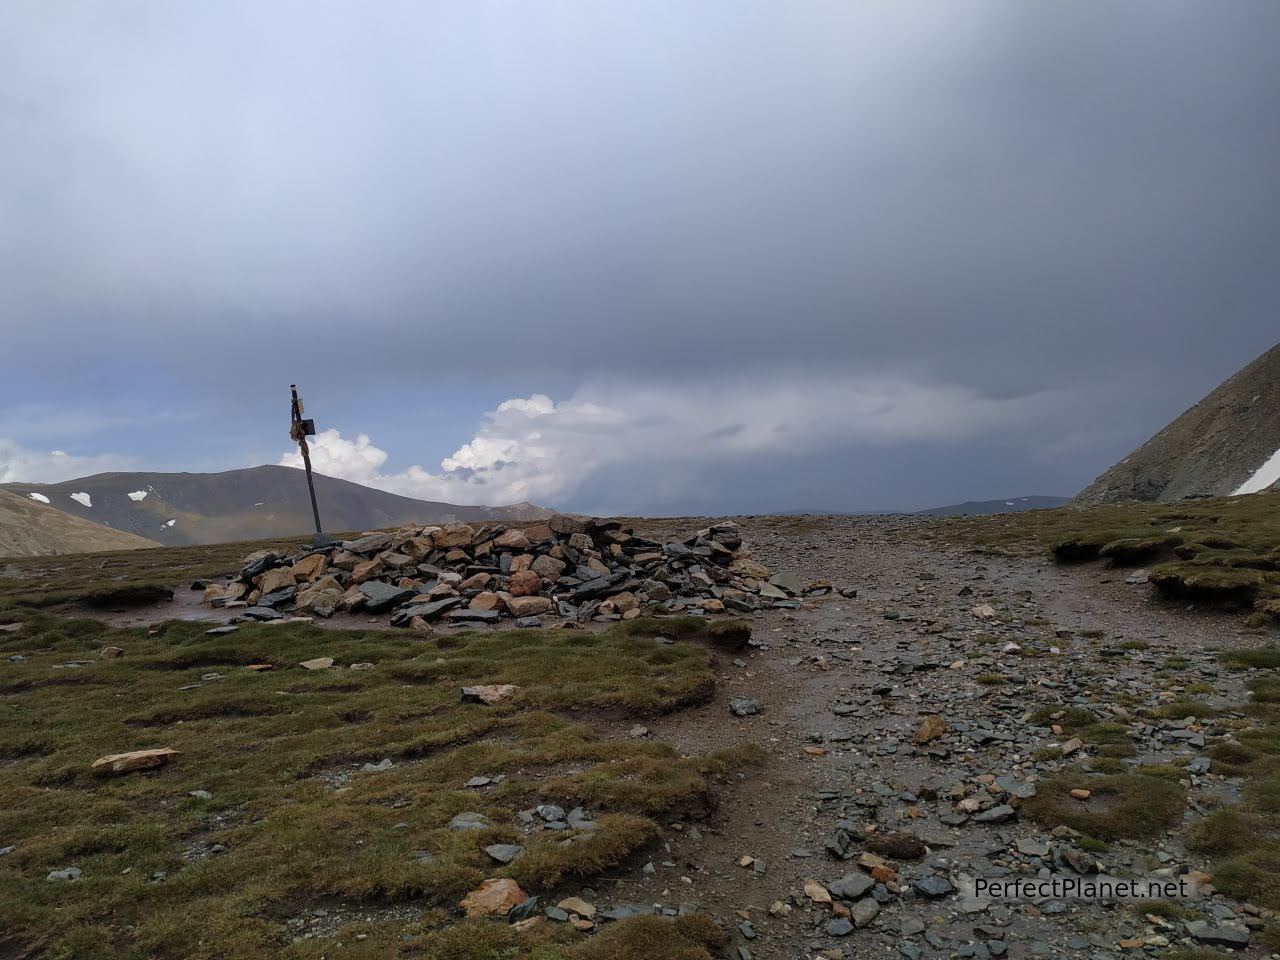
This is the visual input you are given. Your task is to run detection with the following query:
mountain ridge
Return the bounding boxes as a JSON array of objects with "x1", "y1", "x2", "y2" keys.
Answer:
[{"x1": 1, "y1": 465, "x2": 551, "y2": 549}]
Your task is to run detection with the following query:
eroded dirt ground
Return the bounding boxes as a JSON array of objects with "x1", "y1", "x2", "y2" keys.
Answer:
[
  {"x1": 68, "y1": 515, "x2": 1272, "y2": 959},
  {"x1": 598, "y1": 516, "x2": 1262, "y2": 959}
]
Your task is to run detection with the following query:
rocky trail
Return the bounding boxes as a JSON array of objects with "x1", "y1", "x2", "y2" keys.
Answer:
[{"x1": 577, "y1": 516, "x2": 1267, "y2": 959}]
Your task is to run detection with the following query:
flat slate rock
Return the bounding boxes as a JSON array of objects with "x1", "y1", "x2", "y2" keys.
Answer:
[
  {"x1": 256, "y1": 586, "x2": 297, "y2": 608},
  {"x1": 1186, "y1": 921, "x2": 1250, "y2": 947},
  {"x1": 568, "y1": 571, "x2": 632, "y2": 602},
  {"x1": 599, "y1": 904, "x2": 650, "y2": 921},
  {"x1": 974, "y1": 804, "x2": 1016, "y2": 823},
  {"x1": 827, "y1": 871, "x2": 875, "y2": 900},
  {"x1": 345, "y1": 532, "x2": 394, "y2": 554},
  {"x1": 242, "y1": 607, "x2": 283, "y2": 621},
  {"x1": 506, "y1": 895, "x2": 540, "y2": 922},
  {"x1": 912, "y1": 875, "x2": 955, "y2": 898},
  {"x1": 445, "y1": 608, "x2": 501, "y2": 623},
  {"x1": 390, "y1": 597, "x2": 462, "y2": 626},
  {"x1": 358, "y1": 581, "x2": 415, "y2": 612},
  {"x1": 485, "y1": 843, "x2": 525, "y2": 864},
  {"x1": 239, "y1": 554, "x2": 281, "y2": 579}
]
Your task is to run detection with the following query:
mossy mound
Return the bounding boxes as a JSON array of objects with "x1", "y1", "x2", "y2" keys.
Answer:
[
  {"x1": 1022, "y1": 771, "x2": 1185, "y2": 840},
  {"x1": 1098, "y1": 535, "x2": 1182, "y2": 565}
]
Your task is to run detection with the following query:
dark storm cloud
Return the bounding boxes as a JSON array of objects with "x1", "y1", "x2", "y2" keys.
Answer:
[{"x1": 1, "y1": 2, "x2": 1277, "y2": 510}]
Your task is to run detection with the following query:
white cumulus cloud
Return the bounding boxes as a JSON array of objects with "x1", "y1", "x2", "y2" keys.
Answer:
[
  {"x1": 0, "y1": 437, "x2": 139, "y2": 483},
  {"x1": 282, "y1": 430, "x2": 390, "y2": 484},
  {"x1": 280, "y1": 376, "x2": 1074, "y2": 511}
]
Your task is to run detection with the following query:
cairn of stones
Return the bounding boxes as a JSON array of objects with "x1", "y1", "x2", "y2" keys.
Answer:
[{"x1": 201, "y1": 516, "x2": 831, "y2": 628}]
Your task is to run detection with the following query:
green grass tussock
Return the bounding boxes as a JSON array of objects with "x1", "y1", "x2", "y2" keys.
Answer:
[
  {"x1": 1187, "y1": 652, "x2": 1280, "y2": 908},
  {"x1": 1022, "y1": 770, "x2": 1185, "y2": 840},
  {"x1": 923, "y1": 492, "x2": 1280, "y2": 620},
  {"x1": 0, "y1": 534, "x2": 315, "y2": 613},
  {"x1": 0, "y1": 611, "x2": 752, "y2": 959}
]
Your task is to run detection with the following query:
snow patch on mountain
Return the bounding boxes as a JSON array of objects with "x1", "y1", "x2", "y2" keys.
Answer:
[
  {"x1": 69, "y1": 492, "x2": 92, "y2": 508},
  {"x1": 1234, "y1": 447, "x2": 1280, "y2": 496}
]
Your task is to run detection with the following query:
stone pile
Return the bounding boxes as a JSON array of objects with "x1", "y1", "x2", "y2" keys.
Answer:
[{"x1": 200, "y1": 515, "x2": 828, "y2": 629}]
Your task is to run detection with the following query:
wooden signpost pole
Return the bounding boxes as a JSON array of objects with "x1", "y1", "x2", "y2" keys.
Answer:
[{"x1": 289, "y1": 384, "x2": 325, "y2": 542}]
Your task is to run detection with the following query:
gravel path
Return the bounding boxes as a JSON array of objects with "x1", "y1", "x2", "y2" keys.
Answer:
[{"x1": 594, "y1": 515, "x2": 1268, "y2": 959}]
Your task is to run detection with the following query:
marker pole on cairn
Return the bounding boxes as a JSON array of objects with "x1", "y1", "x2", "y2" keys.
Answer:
[{"x1": 289, "y1": 384, "x2": 329, "y2": 546}]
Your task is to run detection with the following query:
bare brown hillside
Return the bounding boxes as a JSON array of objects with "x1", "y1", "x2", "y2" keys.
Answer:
[{"x1": 0, "y1": 489, "x2": 159, "y2": 558}]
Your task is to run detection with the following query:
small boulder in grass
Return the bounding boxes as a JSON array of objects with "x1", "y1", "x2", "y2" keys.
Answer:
[
  {"x1": 558, "y1": 895, "x2": 596, "y2": 918},
  {"x1": 92, "y1": 747, "x2": 179, "y2": 774},
  {"x1": 485, "y1": 843, "x2": 525, "y2": 864},
  {"x1": 99, "y1": 646, "x2": 125, "y2": 659},
  {"x1": 461, "y1": 683, "x2": 520, "y2": 705},
  {"x1": 460, "y1": 877, "x2": 528, "y2": 917}
]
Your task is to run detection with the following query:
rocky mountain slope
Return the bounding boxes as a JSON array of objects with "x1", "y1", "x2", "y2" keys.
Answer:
[
  {"x1": 0, "y1": 489, "x2": 159, "y2": 557},
  {"x1": 1, "y1": 465, "x2": 550, "y2": 548},
  {"x1": 1076, "y1": 342, "x2": 1280, "y2": 504}
]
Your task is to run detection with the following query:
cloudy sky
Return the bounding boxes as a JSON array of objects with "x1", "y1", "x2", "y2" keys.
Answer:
[{"x1": 2, "y1": 2, "x2": 1277, "y2": 515}]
